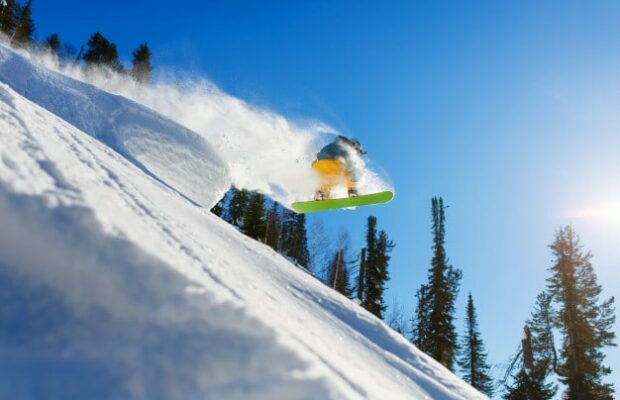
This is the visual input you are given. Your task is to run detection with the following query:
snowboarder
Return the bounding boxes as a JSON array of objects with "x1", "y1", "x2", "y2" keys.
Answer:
[{"x1": 312, "y1": 136, "x2": 367, "y2": 200}]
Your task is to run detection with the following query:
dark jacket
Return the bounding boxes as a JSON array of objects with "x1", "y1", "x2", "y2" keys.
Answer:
[{"x1": 316, "y1": 140, "x2": 361, "y2": 181}]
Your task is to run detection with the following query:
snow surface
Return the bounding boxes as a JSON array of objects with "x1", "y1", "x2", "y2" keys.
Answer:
[
  {"x1": 0, "y1": 44, "x2": 485, "y2": 399},
  {"x1": 0, "y1": 45, "x2": 230, "y2": 209}
]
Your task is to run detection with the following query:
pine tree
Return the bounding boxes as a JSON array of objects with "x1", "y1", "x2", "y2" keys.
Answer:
[
  {"x1": 278, "y1": 208, "x2": 292, "y2": 240},
  {"x1": 210, "y1": 198, "x2": 225, "y2": 217},
  {"x1": 44, "y1": 33, "x2": 61, "y2": 54},
  {"x1": 362, "y1": 217, "x2": 393, "y2": 319},
  {"x1": 414, "y1": 197, "x2": 462, "y2": 371},
  {"x1": 458, "y1": 293, "x2": 494, "y2": 396},
  {"x1": 327, "y1": 249, "x2": 352, "y2": 297},
  {"x1": 264, "y1": 202, "x2": 281, "y2": 251},
  {"x1": 356, "y1": 247, "x2": 366, "y2": 303},
  {"x1": 546, "y1": 226, "x2": 616, "y2": 399},
  {"x1": 131, "y1": 42, "x2": 152, "y2": 84},
  {"x1": 335, "y1": 261, "x2": 351, "y2": 297},
  {"x1": 227, "y1": 187, "x2": 249, "y2": 227},
  {"x1": 308, "y1": 218, "x2": 331, "y2": 276},
  {"x1": 83, "y1": 32, "x2": 123, "y2": 71},
  {"x1": 503, "y1": 291, "x2": 558, "y2": 399},
  {"x1": 374, "y1": 230, "x2": 393, "y2": 316},
  {"x1": 211, "y1": 188, "x2": 231, "y2": 218},
  {"x1": 411, "y1": 283, "x2": 430, "y2": 350},
  {"x1": 10, "y1": 0, "x2": 34, "y2": 47},
  {"x1": 504, "y1": 369, "x2": 556, "y2": 400},
  {"x1": 503, "y1": 325, "x2": 557, "y2": 400},
  {"x1": 361, "y1": 216, "x2": 377, "y2": 311},
  {"x1": 241, "y1": 192, "x2": 266, "y2": 240},
  {"x1": 0, "y1": 0, "x2": 18, "y2": 36},
  {"x1": 286, "y1": 213, "x2": 309, "y2": 267},
  {"x1": 528, "y1": 292, "x2": 559, "y2": 378}
]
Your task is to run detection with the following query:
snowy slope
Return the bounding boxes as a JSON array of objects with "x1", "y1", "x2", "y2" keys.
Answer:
[
  {"x1": 0, "y1": 45, "x2": 230, "y2": 209},
  {"x1": 0, "y1": 45, "x2": 486, "y2": 399}
]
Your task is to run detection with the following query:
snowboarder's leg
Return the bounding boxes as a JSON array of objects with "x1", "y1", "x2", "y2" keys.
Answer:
[
  {"x1": 345, "y1": 173, "x2": 358, "y2": 197},
  {"x1": 312, "y1": 159, "x2": 348, "y2": 199}
]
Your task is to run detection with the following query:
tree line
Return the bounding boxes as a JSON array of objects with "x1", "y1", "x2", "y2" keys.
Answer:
[
  {"x1": 216, "y1": 188, "x2": 615, "y2": 399},
  {"x1": 0, "y1": 0, "x2": 153, "y2": 83},
  {"x1": 214, "y1": 187, "x2": 310, "y2": 267},
  {"x1": 388, "y1": 196, "x2": 615, "y2": 399},
  {"x1": 213, "y1": 188, "x2": 395, "y2": 320}
]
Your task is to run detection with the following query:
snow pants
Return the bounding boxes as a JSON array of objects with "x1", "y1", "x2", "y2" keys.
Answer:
[{"x1": 312, "y1": 159, "x2": 354, "y2": 193}]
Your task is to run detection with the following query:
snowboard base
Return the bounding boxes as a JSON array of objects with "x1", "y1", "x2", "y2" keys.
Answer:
[{"x1": 291, "y1": 191, "x2": 394, "y2": 214}]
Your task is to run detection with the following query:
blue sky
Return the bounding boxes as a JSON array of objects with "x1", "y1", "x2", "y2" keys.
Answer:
[{"x1": 34, "y1": 0, "x2": 619, "y2": 390}]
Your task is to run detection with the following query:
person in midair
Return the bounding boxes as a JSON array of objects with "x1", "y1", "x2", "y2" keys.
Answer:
[{"x1": 312, "y1": 135, "x2": 366, "y2": 200}]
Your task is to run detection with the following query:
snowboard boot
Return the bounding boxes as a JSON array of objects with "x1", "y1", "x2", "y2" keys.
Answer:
[
  {"x1": 348, "y1": 188, "x2": 359, "y2": 198},
  {"x1": 314, "y1": 190, "x2": 328, "y2": 201}
]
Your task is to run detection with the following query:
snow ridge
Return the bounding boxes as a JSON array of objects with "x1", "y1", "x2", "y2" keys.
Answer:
[{"x1": 0, "y1": 45, "x2": 230, "y2": 209}]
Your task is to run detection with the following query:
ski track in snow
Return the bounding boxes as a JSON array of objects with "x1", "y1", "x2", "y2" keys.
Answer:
[{"x1": 0, "y1": 44, "x2": 486, "y2": 399}]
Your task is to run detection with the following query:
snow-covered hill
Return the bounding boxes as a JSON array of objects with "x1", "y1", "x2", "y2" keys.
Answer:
[{"x1": 0, "y1": 44, "x2": 486, "y2": 399}]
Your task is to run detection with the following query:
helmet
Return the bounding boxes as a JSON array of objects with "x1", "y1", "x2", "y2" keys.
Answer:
[{"x1": 337, "y1": 135, "x2": 367, "y2": 155}]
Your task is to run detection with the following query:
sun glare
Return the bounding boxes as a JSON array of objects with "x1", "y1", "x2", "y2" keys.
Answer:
[{"x1": 571, "y1": 202, "x2": 620, "y2": 225}]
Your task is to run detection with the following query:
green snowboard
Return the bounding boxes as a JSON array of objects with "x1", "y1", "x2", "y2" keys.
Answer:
[{"x1": 291, "y1": 191, "x2": 394, "y2": 214}]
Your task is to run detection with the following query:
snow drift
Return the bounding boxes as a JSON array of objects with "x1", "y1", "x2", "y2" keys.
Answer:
[
  {"x1": 0, "y1": 45, "x2": 229, "y2": 209},
  {"x1": 0, "y1": 44, "x2": 483, "y2": 399}
]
